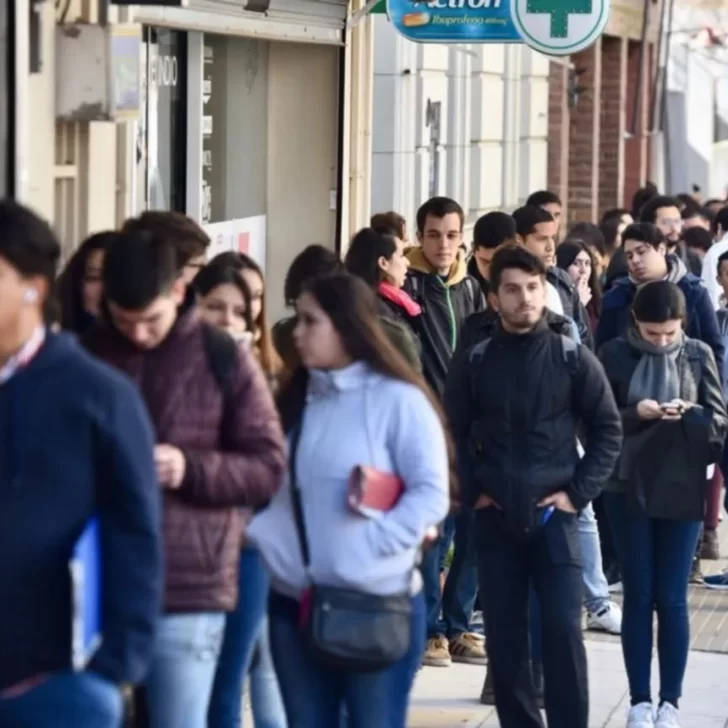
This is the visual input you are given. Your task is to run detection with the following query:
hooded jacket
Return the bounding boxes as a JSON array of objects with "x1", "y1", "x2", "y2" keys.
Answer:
[
  {"x1": 403, "y1": 248, "x2": 485, "y2": 397},
  {"x1": 595, "y1": 254, "x2": 724, "y2": 375}
]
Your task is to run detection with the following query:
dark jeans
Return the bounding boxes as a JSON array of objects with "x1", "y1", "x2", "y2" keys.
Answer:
[
  {"x1": 593, "y1": 493, "x2": 618, "y2": 573},
  {"x1": 268, "y1": 590, "x2": 426, "y2": 728},
  {"x1": 0, "y1": 671, "x2": 122, "y2": 727},
  {"x1": 604, "y1": 492, "x2": 702, "y2": 705},
  {"x1": 475, "y1": 507, "x2": 588, "y2": 728},
  {"x1": 208, "y1": 546, "x2": 272, "y2": 728},
  {"x1": 421, "y1": 508, "x2": 479, "y2": 638}
]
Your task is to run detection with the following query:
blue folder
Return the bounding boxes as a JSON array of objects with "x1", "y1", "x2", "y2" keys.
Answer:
[{"x1": 69, "y1": 517, "x2": 103, "y2": 670}]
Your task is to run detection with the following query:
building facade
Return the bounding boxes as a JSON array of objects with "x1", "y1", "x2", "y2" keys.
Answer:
[
  {"x1": 371, "y1": 21, "x2": 550, "y2": 231},
  {"x1": 11, "y1": 0, "x2": 377, "y2": 320},
  {"x1": 547, "y1": 0, "x2": 662, "y2": 223}
]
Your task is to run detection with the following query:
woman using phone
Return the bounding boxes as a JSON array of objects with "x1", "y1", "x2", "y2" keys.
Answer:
[
  {"x1": 598, "y1": 281, "x2": 727, "y2": 728},
  {"x1": 248, "y1": 273, "x2": 450, "y2": 727}
]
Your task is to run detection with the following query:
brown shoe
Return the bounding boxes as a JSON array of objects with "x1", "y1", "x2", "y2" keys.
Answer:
[
  {"x1": 449, "y1": 632, "x2": 487, "y2": 665},
  {"x1": 422, "y1": 636, "x2": 452, "y2": 667},
  {"x1": 701, "y1": 528, "x2": 720, "y2": 560}
]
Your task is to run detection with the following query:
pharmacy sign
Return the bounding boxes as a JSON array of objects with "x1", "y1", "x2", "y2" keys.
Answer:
[
  {"x1": 386, "y1": 0, "x2": 609, "y2": 54},
  {"x1": 510, "y1": 0, "x2": 609, "y2": 54}
]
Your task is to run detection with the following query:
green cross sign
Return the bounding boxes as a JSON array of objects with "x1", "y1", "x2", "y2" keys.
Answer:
[{"x1": 526, "y1": 0, "x2": 592, "y2": 38}]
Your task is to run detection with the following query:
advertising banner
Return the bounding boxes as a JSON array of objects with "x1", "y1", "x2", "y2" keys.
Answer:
[{"x1": 386, "y1": 0, "x2": 610, "y2": 55}]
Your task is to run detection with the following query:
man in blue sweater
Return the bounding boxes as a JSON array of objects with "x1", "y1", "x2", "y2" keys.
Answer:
[{"x1": 0, "y1": 201, "x2": 163, "y2": 727}]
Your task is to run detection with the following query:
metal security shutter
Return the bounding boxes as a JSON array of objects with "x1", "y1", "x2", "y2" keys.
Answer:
[{"x1": 133, "y1": 0, "x2": 348, "y2": 45}]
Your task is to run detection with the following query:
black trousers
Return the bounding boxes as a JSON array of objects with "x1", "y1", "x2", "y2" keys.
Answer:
[{"x1": 475, "y1": 507, "x2": 588, "y2": 728}]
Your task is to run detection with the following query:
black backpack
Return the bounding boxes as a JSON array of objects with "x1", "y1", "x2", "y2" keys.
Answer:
[{"x1": 201, "y1": 325, "x2": 238, "y2": 444}]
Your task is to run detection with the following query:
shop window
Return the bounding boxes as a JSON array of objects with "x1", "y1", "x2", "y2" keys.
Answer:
[
  {"x1": 136, "y1": 27, "x2": 187, "y2": 212},
  {"x1": 201, "y1": 35, "x2": 268, "y2": 224}
]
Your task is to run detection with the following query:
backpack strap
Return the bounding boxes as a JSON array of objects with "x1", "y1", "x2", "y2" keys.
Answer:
[
  {"x1": 202, "y1": 324, "x2": 238, "y2": 399},
  {"x1": 683, "y1": 339, "x2": 704, "y2": 391},
  {"x1": 201, "y1": 325, "x2": 239, "y2": 449},
  {"x1": 559, "y1": 334, "x2": 581, "y2": 375}
]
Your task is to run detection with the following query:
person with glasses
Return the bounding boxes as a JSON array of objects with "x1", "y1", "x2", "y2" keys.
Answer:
[{"x1": 639, "y1": 196, "x2": 702, "y2": 276}]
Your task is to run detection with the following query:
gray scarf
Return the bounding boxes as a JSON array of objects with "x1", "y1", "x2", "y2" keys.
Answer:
[{"x1": 626, "y1": 327, "x2": 684, "y2": 406}]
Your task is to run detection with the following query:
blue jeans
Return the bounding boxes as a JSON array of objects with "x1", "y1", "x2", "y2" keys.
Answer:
[
  {"x1": 0, "y1": 670, "x2": 122, "y2": 727},
  {"x1": 268, "y1": 590, "x2": 426, "y2": 728},
  {"x1": 208, "y1": 546, "x2": 285, "y2": 728},
  {"x1": 578, "y1": 503, "x2": 610, "y2": 613},
  {"x1": 422, "y1": 509, "x2": 479, "y2": 638},
  {"x1": 605, "y1": 492, "x2": 701, "y2": 704},
  {"x1": 145, "y1": 612, "x2": 225, "y2": 728},
  {"x1": 250, "y1": 616, "x2": 287, "y2": 728}
]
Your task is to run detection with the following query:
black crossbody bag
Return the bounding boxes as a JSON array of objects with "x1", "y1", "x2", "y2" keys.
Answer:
[{"x1": 288, "y1": 421, "x2": 412, "y2": 672}]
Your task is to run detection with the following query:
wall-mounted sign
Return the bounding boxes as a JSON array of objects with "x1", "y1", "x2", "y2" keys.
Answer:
[
  {"x1": 386, "y1": 0, "x2": 609, "y2": 54},
  {"x1": 510, "y1": 0, "x2": 609, "y2": 55},
  {"x1": 387, "y1": 0, "x2": 520, "y2": 43}
]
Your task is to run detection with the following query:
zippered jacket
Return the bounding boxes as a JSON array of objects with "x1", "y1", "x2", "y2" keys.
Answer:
[{"x1": 403, "y1": 248, "x2": 485, "y2": 398}]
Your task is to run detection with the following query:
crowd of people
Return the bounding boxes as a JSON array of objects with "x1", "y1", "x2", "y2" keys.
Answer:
[{"x1": 0, "y1": 181, "x2": 727, "y2": 728}]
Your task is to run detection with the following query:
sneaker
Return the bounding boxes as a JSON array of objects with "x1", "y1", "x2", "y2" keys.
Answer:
[
  {"x1": 587, "y1": 602, "x2": 622, "y2": 634},
  {"x1": 688, "y1": 559, "x2": 704, "y2": 585},
  {"x1": 704, "y1": 568, "x2": 728, "y2": 590},
  {"x1": 655, "y1": 702, "x2": 680, "y2": 727},
  {"x1": 700, "y1": 528, "x2": 720, "y2": 560},
  {"x1": 608, "y1": 581, "x2": 624, "y2": 594},
  {"x1": 627, "y1": 702, "x2": 655, "y2": 727},
  {"x1": 422, "y1": 636, "x2": 451, "y2": 667},
  {"x1": 449, "y1": 632, "x2": 487, "y2": 664}
]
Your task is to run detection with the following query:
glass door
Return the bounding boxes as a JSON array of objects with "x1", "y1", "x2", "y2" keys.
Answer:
[{"x1": 135, "y1": 27, "x2": 188, "y2": 212}]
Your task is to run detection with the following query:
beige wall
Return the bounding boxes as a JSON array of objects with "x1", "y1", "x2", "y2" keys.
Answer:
[{"x1": 265, "y1": 41, "x2": 339, "y2": 322}]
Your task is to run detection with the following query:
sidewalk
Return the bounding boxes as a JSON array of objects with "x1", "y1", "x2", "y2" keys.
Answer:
[{"x1": 407, "y1": 640, "x2": 728, "y2": 727}]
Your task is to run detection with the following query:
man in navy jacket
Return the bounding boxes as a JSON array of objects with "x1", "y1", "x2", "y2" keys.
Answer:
[
  {"x1": 596, "y1": 222, "x2": 723, "y2": 373},
  {"x1": 0, "y1": 201, "x2": 162, "y2": 727}
]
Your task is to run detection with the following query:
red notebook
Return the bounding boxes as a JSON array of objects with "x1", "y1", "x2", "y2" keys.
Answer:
[{"x1": 348, "y1": 466, "x2": 404, "y2": 517}]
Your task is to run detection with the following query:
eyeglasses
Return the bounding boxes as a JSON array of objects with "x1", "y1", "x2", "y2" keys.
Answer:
[{"x1": 658, "y1": 218, "x2": 683, "y2": 228}]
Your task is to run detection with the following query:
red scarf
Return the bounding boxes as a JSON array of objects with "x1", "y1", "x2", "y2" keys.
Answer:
[{"x1": 378, "y1": 282, "x2": 422, "y2": 317}]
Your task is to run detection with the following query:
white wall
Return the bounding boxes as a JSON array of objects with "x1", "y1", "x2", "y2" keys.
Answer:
[
  {"x1": 665, "y1": 6, "x2": 728, "y2": 198},
  {"x1": 266, "y1": 41, "x2": 339, "y2": 321},
  {"x1": 371, "y1": 18, "x2": 549, "y2": 237}
]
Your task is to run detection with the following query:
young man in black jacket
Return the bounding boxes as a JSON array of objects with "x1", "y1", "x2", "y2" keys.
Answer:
[
  {"x1": 467, "y1": 211, "x2": 517, "y2": 298},
  {"x1": 445, "y1": 245, "x2": 622, "y2": 728},
  {"x1": 404, "y1": 196, "x2": 486, "y2": 667}
]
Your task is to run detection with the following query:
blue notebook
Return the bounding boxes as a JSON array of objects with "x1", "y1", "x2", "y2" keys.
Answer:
[{"x1": 69, "y1": 517, "x2": 103, "y2": 671}]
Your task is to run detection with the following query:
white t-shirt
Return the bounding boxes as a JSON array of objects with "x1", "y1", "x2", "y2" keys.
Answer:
[
  {"x1": 546, "y1": 281, "x2": 564, "y2": 316},
  {"x1": 701, "y1": 233, "x2": 728, "y2": 310}
]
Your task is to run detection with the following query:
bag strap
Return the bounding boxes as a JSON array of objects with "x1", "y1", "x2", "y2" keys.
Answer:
[{"x1": 288, "y1": 421, "x2": 312, "y2": 571}]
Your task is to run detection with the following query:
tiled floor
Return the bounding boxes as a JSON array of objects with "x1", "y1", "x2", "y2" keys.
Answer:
[
  {"x1": 408, "y1": 520, "x2": 728, "y2": 727},
  {"x1": 407, "y1": 641, "x2": 728, "y2": 727}
]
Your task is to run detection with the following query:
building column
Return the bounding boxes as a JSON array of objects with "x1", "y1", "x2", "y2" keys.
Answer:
[
  {"x1": 547, "y1": 60, "x2": 570, "y2": 219},
  {"x1": 599, "y1": 36, "x2": 627, "y2": 212},
  {"x1": 624, "y1": 39, "x2": 651, "y2": 206},
  {"x1": 567, "y1": 37, "x2": 602, "y2": 224}
]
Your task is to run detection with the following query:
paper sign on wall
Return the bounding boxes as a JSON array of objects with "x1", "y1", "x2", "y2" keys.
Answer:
[{"x1": 203, "y1": 215, "x2": 267, "y2": 274}]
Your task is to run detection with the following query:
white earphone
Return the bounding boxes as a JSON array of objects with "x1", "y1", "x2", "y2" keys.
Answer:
[{"x1": 23, "y1": 289, "x2": 39, "y2": 304}]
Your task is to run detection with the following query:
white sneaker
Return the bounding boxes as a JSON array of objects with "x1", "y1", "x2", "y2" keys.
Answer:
[
  {"x1": 627, "y1": 702, "x2": 655, "y2": 727},
  {"x1": 655, "y1": 702, "x2": 681, "y2": 727},
  {"x1": 587, "y1": 601, "x2": 622, "y2": 634}
]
